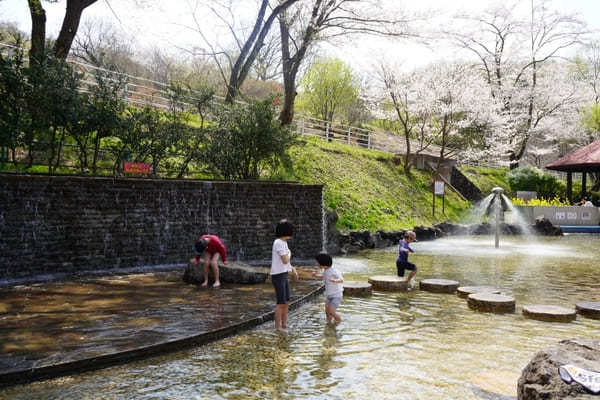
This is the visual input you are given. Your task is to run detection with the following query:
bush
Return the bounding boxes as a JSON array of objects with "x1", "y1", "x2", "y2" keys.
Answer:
[
  {"x1": 506, "y1": 166, "x2": 563, "y2": 199},
  {"x1": 203, "y1": 98, "x2": 296, "y2": 180}
]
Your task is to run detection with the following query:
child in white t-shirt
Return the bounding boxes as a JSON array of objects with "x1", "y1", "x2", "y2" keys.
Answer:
[
  {"x1": 311, "y1": 252, "x2": 343, "y2": 324},
  {"x1": 270, "y1": 219, "x2": 298, "y2": 331}
]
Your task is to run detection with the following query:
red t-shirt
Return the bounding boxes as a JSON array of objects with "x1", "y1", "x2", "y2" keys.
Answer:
[{"x1": 195, "y1": 234, "x2": 227, "y2": 262}]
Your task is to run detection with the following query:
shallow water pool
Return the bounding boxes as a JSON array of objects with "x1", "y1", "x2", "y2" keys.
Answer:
[{"x1": 1, "y1": 235, "x2": 598, "y2": 399}]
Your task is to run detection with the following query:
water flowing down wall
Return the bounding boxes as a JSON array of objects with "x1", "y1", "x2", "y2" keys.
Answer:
[{"x1": 0, "y1": 174, "x2": 323, "y2": 282}]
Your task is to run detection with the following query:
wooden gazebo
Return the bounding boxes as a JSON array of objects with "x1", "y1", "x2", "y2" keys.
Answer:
[{"x1": 546, "y1": 139, "x2": 600, "y2": 203}]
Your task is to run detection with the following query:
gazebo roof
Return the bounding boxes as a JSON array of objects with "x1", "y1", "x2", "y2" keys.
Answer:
[{"x1": 546, "y1": 139, "x2": 600, "y2": 172}]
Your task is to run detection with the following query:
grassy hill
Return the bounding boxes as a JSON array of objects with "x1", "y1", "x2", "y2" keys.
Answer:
[
  {"x1": 460, "y1": 165, "x2": 511, "y2": 197},
  {"x1": 280, "y1": 137, "x2": 496, "y2": 232}
]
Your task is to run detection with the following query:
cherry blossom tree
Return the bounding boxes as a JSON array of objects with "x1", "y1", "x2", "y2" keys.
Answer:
[
  {"x1": 377, "y1": 60, "x2": 503, "y2": 174},
  {"x1": 444, "y1": 0, "x2": 589, "y2": 168}
]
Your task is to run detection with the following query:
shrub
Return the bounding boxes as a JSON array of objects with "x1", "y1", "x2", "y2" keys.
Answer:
[
  {"x1": 203, "y1": 98, "x2": 296, "y2": 180},
  {"x1": 506, "y1": 167, "x2": 563, "y2": 199}
]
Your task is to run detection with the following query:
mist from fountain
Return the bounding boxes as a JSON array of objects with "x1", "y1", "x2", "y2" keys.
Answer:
[
  {"x1": 463, "y1": 194, "x2": 495, "y2": 225},
  {"x1": 465, "y1": 187, "x2": 535, "y2": 248}
]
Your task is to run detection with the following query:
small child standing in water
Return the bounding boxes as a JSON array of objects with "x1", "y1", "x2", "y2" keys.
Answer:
[
  {"x1": 270, "y1": 220, "x2": 299, "y2": 331},
  {"x1": 311, "y1": 253, "x2": 344, "y2": 324},
  {"x1": 397, "y1": 230, "x2": 418, "y2": 289}
]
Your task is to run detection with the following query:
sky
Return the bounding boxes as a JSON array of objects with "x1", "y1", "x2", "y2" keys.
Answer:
[{"x1": 1, "y1": 0, "x2": 600, "y2": 73}]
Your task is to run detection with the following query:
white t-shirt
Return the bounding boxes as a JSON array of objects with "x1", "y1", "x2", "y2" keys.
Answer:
[
  {"x1": 323, "y1": 267, "x2": 343, "y2": 297},
  {"x1": 270, "y1": 238, "x2": 292, "y2": 275}
]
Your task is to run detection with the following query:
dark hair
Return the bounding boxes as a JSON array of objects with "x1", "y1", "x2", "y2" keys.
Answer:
[
  {"x1": 194, "y1": 239, "x2": 207, "y2": 254},
  {"x1": 315, "y1": 252, "x2": 332, "y2": 267},
  {"x1": 275, "y1": 219, "x2": 294, "y2": 237}
]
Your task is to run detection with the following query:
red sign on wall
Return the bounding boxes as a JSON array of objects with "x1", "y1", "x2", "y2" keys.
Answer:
[{"x1": 124, "y1": 162, "x2": 151, "y2": 175}]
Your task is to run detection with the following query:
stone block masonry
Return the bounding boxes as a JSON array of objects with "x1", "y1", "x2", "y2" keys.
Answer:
[{"x1": 0, "y1": 174, "x2": 323, "y2": 282}]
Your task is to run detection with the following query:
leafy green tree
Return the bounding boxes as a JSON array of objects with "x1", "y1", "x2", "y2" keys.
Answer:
[
  {"x1": 296, "y1": 58, "x2": 359, "y2": 122},
  {"x1": 0, "y1": 42, "x2": 28, "y2": 166},
  {"x1": 507, "y1": 166, "x2": 563, "y2": 200},
  {"x1": 174, "y1": 83, "x2": 215, "y2": 178},
  {"x1": 81, "y1": 67, "x2": 128, "y2": 175},
  {"x1": 25, "y1": 53, "x2": 81, "y2": 173},
  {"x1": 582, "y1": 103, "x2": 600, "y2": 139},
  {"x1": 105, "y1": 106, "x2": 152, "y2": 176},
  {"x1": 204, "y1": 98, "x2": 296, "y2": 180}
]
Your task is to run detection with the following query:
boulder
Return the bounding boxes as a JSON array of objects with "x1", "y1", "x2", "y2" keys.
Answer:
[
  {"x1": 349, "y1": 230, "x2": 375, "y2": 248},
  {"x1": 371, "y1": 231, "x2": 393, "y2": 248},
  {"x1": 532, "y1": 217, "x2": 563, "y2": 236},
  {"x1": 434, "y1": 222, "x2": 469, "y2": 236},
  {"x1": 518, "y1": 338, "x2": 600, "y2": 399},
  {"x1": 469, "y1": 222, "x2": 492, "y2": 235},
  {"x1": 183, "y1": 261, "x2": 268, "y2": 284},
  {"x1": 501, "y1": 223, "x2": 524, "y2": 235},
  {"x1": 413, "y1": 225, "x2": 440, "y2": 241}
]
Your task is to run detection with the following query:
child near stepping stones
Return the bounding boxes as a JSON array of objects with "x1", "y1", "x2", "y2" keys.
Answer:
[
  {"x1": 397, "y1": 231, "x2": 418, "y2": 289},
  {"x1": 271, "y1": 220, "x2": 299, "y2": 332},
  {"x1": 311, "y1": 253, "x2": 344, "y2": 324}
]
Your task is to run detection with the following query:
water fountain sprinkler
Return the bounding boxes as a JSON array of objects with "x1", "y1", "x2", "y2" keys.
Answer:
[{"x1": 485, "y1": 187, "x2": 511, "y2": 248}]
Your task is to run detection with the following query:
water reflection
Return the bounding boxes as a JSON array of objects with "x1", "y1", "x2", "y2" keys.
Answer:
[{"x1": 1, "y1": 236, "x2": 598, "y2": 400}]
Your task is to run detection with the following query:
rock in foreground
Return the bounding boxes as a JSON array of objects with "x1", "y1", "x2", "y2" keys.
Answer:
[{"x1": 518, "y1": 338, "x2": 600, "y2": 399}]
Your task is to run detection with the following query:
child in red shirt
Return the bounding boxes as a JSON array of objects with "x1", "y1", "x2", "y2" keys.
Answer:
[{"x1": 190, "y1": 234, "x2": 228, "y2": 288}]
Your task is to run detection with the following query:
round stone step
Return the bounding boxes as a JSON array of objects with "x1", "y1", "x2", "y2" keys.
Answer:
[
  {"x1": 575, "y1": 301, "x2": 600, "y2": 319},
  {"x1": 368, "y1": 275, "x2": 408, "y2": 291},
  {"x1": 522, "y1": 304, "x2": 576, "y2": 322},
  {"x1": 468, "y1": 293, "x2": 516, "y2": 313},
  {"x1": 343, "y1": 281, "x2": 372, "y2": 297},
  {"x1": 420, "y1": 279, "x2": 459, "y2": 294},
  {"x1": 457, "y1": 286, "x2": 500, "y2": 298}
]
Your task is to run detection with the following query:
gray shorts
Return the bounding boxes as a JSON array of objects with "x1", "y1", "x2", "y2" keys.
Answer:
[{"x1": 326, "y1": 296, "x2": 342, "y2": 308}]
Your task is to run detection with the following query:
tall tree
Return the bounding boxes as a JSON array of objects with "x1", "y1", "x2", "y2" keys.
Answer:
[
  {"x1": 296, "y1": 58, "x2": 358, "y2": 122},
  {"x1": 278, "y1": 0, "x2": 417, "y2": 125},
  {"x1": 187, "y1": 0, "x2": 299, "y2": 102},
  {"x1": 27, "y1": 0, "x2": 98, "y2": 62},
  {"x1": 445, "y1": 0, "x2": 588, "y2": 168}
]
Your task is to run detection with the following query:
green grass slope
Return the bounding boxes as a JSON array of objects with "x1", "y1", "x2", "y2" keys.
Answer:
[
  {"x1": 460, "y1": 166, "x2": 511, "y2": 197},
  {"x1": 284, "y1": 137, "x2": 472, "y2": 232}
]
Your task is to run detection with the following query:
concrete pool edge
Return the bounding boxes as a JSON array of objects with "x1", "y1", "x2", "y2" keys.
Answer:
[{"x1": 0, "y1": 283, "x2": 325, "y2": 388}]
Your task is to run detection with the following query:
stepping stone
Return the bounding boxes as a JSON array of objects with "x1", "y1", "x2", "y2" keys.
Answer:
[
  {"x1": 468, "y1": 293, "x2": 515, "y2": 313},
  {"x1": 368, "y1": 275, "x2": 408, "y2": 291},
  {"x1": 522, "y1": 304, "x2": 576, "y2": 323},
  {"x1": 343, "y1": 281, "x2": 372, "y2": 297},
  {"x1": 420, "y1": 279, "x2": 459, "y2": 294},
  {"x1": 457, "y1": 286, "x2": 500, "y2": 298},
  {"x1": 575, "y1": 301, "x2": 600, "y2": 319}
]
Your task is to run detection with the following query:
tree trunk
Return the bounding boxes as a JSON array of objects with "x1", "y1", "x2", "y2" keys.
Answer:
[
  {"x1": 54, "y1": 0, "x2": 98, "y2": 60},
  {"x1": 278, "y1": 2, "x2": 319, "y2": 125},
  {"x1": 27, "y1": 0, "x2": 46, "y2": 63}
]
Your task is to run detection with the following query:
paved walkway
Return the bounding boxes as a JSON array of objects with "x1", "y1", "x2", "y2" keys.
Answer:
[{"x1": 0, "y1": 269, "x2": 323, "y2": 386}]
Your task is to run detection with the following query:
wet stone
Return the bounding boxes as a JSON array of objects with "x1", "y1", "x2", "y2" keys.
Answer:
[
  {"x1": 468, "y1": 293, "x2": 516, "y2": 313},
  {"x1": 575, "y1": 302, "x2": 600, "y2": 320},
  {"x1": 420, "y1": 279, "x2": 459, "y2": 294},
  {"x1": 522, "y1": 305, "x2": 577, "y2": 323},
  {"x1": 457, "y1": 286, "x2": 500, "y2": 298},
  {"x1": 343, "y1": 281, "x2": 372, "y2": 297},
  {"x1": 368, "y1": 275, "x2": 408, "y2": 291},
  {"x1": 183, "y1": 261, "x2": 268, "y2": 284}
]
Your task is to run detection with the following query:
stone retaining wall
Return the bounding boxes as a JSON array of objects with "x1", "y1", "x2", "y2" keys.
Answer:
[{"x1": 0, "y1": 174, "x2": 323, "y2": 282}]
